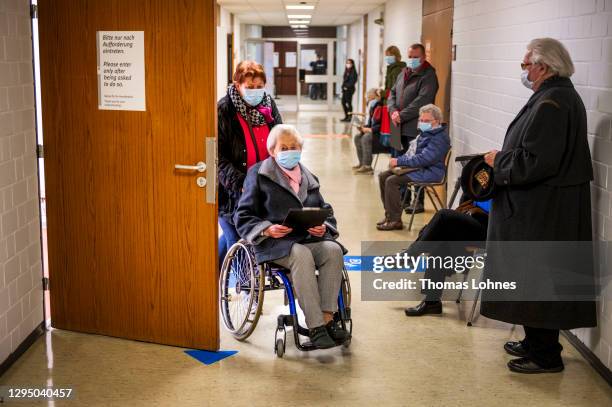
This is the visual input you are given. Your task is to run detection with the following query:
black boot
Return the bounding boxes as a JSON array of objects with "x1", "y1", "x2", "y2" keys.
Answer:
[
  {"x1": 504, "y1": 341, "x2": 528, "y2": 357},
  {"x1": 404, "y1": 300, "x2": 442, "y2": 316},
  {"x1": 326, "y1": 320, "x2": 349, "y2": 342},
  {"x1": 507, "y1": 357, "x2": 564, "y2": 374},
  {"x1": 309, "y1": 326, "x2": 336, "y2": 349}
]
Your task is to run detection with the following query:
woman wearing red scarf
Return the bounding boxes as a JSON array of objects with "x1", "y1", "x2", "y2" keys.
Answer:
[{"x1": 217, "y1": 61, "x2": 282, "y2": 268}]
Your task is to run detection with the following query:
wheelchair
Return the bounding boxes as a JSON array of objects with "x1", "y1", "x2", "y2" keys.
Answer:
[{"x1": 219, "y1": 239, "x2": 352, "y2": 357}]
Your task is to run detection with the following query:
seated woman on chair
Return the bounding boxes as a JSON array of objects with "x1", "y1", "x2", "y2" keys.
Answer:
[
  {"x1": 353, "y1": 88, "x2": 383, "y2": 175},
  {"x1": 234, "y1": 124, "x2": 348, "y2": 350},
  {"x1": 377, "y1": 104, "x2": 450, "y2": 231}
]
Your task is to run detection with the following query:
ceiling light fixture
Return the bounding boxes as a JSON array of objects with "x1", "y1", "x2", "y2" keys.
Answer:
[
  {"x1": 289, "y1": 20, "x2": 310, "y2": 24},
  {"x1": 286, "y1": 5, "x2": 315, "y2": 10},
  {"x1": 287, "y1": 15, "x2": 312, "y2": 19}
]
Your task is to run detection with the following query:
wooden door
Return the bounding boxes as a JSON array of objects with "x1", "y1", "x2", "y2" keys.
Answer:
[
  {"x1": 38, "y1": 0, "x2": 219, "y2": 350},
  {"x1": 273, "y1": 41, "x2": 297, "y2": 95},
  {"x1": 422, "y1": 0, "x2": 454, "y2": 122},
  {"x1": 422, "y1": 0, "x2": 454, "y2": 205}
]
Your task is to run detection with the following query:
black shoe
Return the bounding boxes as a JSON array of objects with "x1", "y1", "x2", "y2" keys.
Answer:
[
  {"x1": 309, "y1": 325, "x2": 336, "y2": 349},
  {"x1": 326, "y1": 320, "x2": 349, "y2": 342},
  {"x1": 504, "y1": 341, "x2": 528, "y2": 357},
  {"x1": 404, "y1": 300, "x2": 442, "y2": 316},
  {"x1": 340, "y1": 117, "x2": 351, "y2": 122},
  {"x1": 405, "y1": 203, "x2": 425, "y2": 214},
  {"x1": 507, "y1": 357, "x2": 564, "y2": 374}
]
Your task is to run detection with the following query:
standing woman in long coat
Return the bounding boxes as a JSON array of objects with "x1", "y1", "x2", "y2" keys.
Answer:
[
  {"x1": 482, "y1": 38, "x2": 596, "y2": 374},
  {"x1": 340, "y1": 59, "x2": 358, "y2": 122}
]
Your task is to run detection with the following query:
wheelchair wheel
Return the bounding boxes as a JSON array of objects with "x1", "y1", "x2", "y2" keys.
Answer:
[
  {"x1": 219, "y1": 241, "x2": 265, "y2": 341},
  {"x1": 275, "y1": 337, "x2": 285, "y2": 358}
]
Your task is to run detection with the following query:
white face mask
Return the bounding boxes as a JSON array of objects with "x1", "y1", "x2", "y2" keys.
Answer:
[{"x1": 521, "y1": 69, "x2": 533, "y2": 89}]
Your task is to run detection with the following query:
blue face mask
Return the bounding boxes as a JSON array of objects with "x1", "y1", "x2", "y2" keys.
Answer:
[
  {"x1": 418, "y1": 121, "x2": 433, "y2": 133},
  {"x1": 384, "y1": 55, "x2": 396, "y2": 65},
  {"x1": 243, "y1": 88, "x2": 265, "y2": 106},
  {"x1": 407, "y1": 58, "x2": 422, "y2": 70},
  {"x1": 276, "y1": 150, "x2": 301, "y2": 169}
]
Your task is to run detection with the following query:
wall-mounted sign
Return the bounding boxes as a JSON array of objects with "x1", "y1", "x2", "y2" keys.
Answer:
[
  {"x1": 96, "y1": 31, "x2": 146, "y2": 111},
  {"x1": 285, "y1": 51, "x2": 297, "y2": 68}
]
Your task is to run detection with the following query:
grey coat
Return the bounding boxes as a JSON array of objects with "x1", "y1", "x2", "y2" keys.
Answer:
[
  {"x1": 233, "y1": 157, "x2": 346, "y2": 264},
  {"x1": 387, "y1": 63, "x2": 439, "y2": 147},
  {"x1": 480, "y1": 76, "x2": 596, "y2": 330}
]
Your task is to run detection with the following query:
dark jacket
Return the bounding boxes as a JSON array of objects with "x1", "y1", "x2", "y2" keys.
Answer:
[
  {"x1": 233, "y1": 157, "x2": 346, "y2": 264},
  {"x1": 481, "y1": 76, "x2": 596, "y2": 330},
  {"x1": 217, "y1": 94, "x2": 282, "y2": 222},
  {"x1": 384, "y1": 60, "x2": 407, "y2": 100},
  {"x1": 388, "y1": 63, "x2": 439, "y2": 144},
  {"x1": 396, "y1": 125, "x2": 450, "y2": 183},
  {"x1": 342, "y1": 68, "x2": 358, "y2": 91},
  {"x1": 366, "y1": 99, "x2": 383, "y2": 135}
]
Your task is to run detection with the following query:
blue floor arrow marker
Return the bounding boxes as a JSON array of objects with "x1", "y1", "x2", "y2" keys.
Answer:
[{"x1": 184, "y1": 349, "x2": 238, "y2": 365}]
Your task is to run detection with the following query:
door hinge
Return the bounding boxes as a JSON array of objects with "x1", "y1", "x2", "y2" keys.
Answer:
[
  {"x1": 30, "y1": 4, "x2": 38, "y2": 19},
  {"x1": 42, "y1": 277, "x2": 49, "y2": 291},
  {"x1": 37, "y1": 144, "x2": 44, "y2": 158}
]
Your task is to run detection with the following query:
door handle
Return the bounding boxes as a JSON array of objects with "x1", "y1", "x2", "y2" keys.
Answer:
[{"x1": 175, "y1": 162, "x2": 206, "y2": 172}]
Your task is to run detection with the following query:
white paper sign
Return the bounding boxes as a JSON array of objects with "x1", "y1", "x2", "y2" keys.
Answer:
[
  {"x1": 285, "y1": 52, "x2": 297, "y2": 68},
  {"x1": 97, "y1": 31, "x2": 146, "y2": 111}
]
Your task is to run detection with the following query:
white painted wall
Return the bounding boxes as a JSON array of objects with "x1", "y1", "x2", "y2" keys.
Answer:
[
  {"x1": 383, "y1": 0, "x2": 422, "y2": 62},
  {"x1": 216, "y1": 6, "x2": 232, "y2": 100},
  {"x1": 451, "y1": 0, "x2": 612, "y2": 369},
  {"x1": 366, "y1": 6, "x2": 384, "y2": 92},
  {"x1": 232, "y1": 17, "x2": 242, "y2": 70},
  {"x1": 0, "y1": 0, "x2": 44, "y2": 365}
]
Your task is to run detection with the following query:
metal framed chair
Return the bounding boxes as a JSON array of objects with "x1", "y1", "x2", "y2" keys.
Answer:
[
  {"x1": 455, "y1": 247, "x2": 486, "y2": 326},
  {"x1": 401, "y1": 149, "x2": 453, "y2": 231}
]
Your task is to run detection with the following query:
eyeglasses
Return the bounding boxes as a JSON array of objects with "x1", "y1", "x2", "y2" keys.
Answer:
[{"x1": 520, "y1": 62, "x2": 533, "y2": 70}]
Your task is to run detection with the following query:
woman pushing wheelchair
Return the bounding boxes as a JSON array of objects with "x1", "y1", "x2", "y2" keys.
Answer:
[{"x1": 233, "y1": 124, "x2": 349, "y2": 350}]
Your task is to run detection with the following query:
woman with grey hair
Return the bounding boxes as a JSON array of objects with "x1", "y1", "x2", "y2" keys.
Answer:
[
  {"x1": 234, "y1": 124, "x2": 349, "y2": 350},
  {"x1": 482, "y1": 38, "x2": 595, "y2": 374},
  {"x1": 377, "y1": 104, "x2": 450, "y2": 230}
]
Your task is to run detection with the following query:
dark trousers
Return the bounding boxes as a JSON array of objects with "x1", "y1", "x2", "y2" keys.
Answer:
[
  {"x1": 522, "y1": 326, "x2": 563, "y2": 368},
  {"x1": 218, "y1": 217, "x2": 240, "y2": 270},
  {"x1": 378, "y1": 169, "x2": 413, "y2": 222},
  {"x1": 406, "y1": 209, "x2": 488, "y2": 301},
  {"x1": 341, "y1": 89, "x2": 354, "y2": 118}
]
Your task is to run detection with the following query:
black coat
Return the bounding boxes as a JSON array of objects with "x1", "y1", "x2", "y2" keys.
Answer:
[
  {"x1": 388, "y1": 63, "x2": 439, "y2": 145},
  {"x1": 233, "y1": 157, "x2": 346, "y2": 264},
  {"x1": 481, "y1": 76, "x2": 596, "y2": 330},
  {"x1": 217, "y1": 94, "x2": 282, "y2": 222},
  {"x1": 342, "y1": 68, "x2": 358, "y2": 91}
]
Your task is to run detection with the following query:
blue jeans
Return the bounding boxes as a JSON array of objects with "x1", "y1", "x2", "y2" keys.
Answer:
[{"x1": 219, "y1": 217, "x2": 240, "y2": 269}]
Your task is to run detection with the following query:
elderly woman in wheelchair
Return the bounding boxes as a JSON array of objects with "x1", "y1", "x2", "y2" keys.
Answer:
[{"x1": 221, "y1": 124, "x2": 351, "y2": 354}]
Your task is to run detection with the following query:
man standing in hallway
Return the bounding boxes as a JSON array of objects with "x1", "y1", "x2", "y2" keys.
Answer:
[
  {"x1": 388, "y1": 44, "x2": 439, "y2": 213},
  {"x1": 481, "y1": 38, "x2": 596, "y2": 374}
]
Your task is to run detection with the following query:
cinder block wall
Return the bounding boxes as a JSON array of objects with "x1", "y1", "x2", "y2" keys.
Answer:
[
  {"x1": 451, "y1": 0, "x2": 612, "y2": 368},
  {"x1": 0, "y1": 0, "x2": 43, "y2": 364}
]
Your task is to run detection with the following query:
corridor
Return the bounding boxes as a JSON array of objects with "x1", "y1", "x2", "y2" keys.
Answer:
[{"x1": 1, "y1": 108, "x2": 610, "y2": 406}]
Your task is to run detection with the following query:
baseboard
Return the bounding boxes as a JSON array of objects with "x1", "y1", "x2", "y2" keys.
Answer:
[
  {"x1": 561, "y1": 330, "x2": 612, "y2": 386},
  {"x1": 0, "y1": 321, "x2": 45, "y2": 378}
]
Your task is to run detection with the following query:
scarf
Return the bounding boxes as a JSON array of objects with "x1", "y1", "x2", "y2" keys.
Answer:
[{"x1": 228, "y1": 84, "x2": 273, "y2": 126}]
